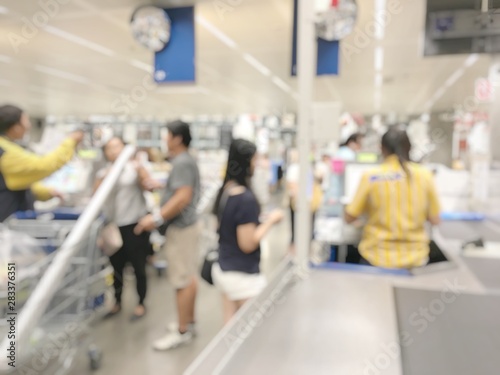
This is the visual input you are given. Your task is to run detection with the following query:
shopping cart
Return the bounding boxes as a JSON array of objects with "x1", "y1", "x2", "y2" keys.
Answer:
[
  {"x1": 0, "y1": 144, "x2": 135, "y2": 375},
  {"x1": 0, "y1": 217, "x2": 112, "y2": 374}
]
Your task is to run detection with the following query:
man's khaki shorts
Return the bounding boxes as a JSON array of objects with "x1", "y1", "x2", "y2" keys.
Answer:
[{"x1": 164, "y1": 222, "x2": 201, "y2": 289}]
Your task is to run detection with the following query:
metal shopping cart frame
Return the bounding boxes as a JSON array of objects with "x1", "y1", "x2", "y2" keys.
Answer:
[
  {"x1": 0, "y1": 145, "x2": 136, "y2": 375},
  {"x1": 0, "y1": 218, "x2": 111, "y2": 373}
]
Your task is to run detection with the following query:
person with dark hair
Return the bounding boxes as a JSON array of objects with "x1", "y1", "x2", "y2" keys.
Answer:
[
  {"x1": 336, "y1": 132, "x2": 363, "y2": 161},
  {"x1": 0, "y1": 104, "x2": 84, "y2": 222},
  {"x1": 135, "y1": 120, "x2": 201, "y2": 350},
  {"x1": 344, "y1": 128, "x2": 441, "y2": 269},
  {"x1": 94, "y1": 137, "x2": 159, "y2": 321},
  {"x1": 165, "y1": 119, "x2": 192, "y2": 147},
  {"x1": 212, "y1": 139, "x2": 284, "y2": 323}
]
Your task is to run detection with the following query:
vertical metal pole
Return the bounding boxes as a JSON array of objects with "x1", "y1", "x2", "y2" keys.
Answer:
[
  {"x1": 481, "y1": 0, "x2": 489, "y2": 13},
  {"x1": 489, "y1": 56, "x2": 500, "y2": 165},
  {"x1": 296, "y1": 0, "x2": 316, "y2": 271}
]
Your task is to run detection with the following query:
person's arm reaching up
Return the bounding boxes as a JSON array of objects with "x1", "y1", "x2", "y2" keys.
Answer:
[
  {"x1": 0, "y1": 131, "x2": 83, "y2": 191},
  {"x1": 136, "y1": 164, "x2": 163, "y2": 191},
  {"x1": 31, "y1": 182, "x2": 57, "y2": 201}
]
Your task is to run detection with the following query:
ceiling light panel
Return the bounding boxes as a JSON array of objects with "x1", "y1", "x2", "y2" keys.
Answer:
[
  {"x1": 464, "y1": 54, "x2": 479, "y2": 68},
  {"x1": 195, "y1": 15, "x2": 238, "y2": 50},
  {"x1": 243, "y1": 53, "x2": 271, "y2": 76},
  {"x1": 272, "y1": 76, "x2": 292, "y2": 92},
  {"x1": 43, "y1": 26, "x2": 115, "y2": 56},
  {"x1": 35, "y1": 64, "x2": 89, "y2": 84},
  {"x1": 444, "y1": 68, "x2": 465, "y2": 88},
  {"x1": 374, "y1": 0, "x2": 387, "y2": 40},
  {"x1": 129, "y1": 59, "x2": 153, "y2": 73}
]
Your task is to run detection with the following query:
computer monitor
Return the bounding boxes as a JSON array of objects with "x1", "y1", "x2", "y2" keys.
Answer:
[
  {"x1": 356, "y1": 153, "x2": 379, "y2": 163},
  {"x1": 77, "y1": 148, "x2": 101, "y2": 160},
  {"x1": 42, "y1": 162, "x2": 91, "y2": 195}
]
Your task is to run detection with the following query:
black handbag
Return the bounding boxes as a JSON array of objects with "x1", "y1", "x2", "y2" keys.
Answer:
[
  {"x1": 201, "y1": 249, "x2": 219, "y2": 285},
  {"x1": 200, "y1": 185, "x2": 232, "y2": 285}
]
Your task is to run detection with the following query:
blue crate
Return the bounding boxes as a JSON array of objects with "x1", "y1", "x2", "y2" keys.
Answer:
[
  {"x1": 42, "y1": 244, "x2": 58, "y2": 254},
  {"x1": 329, "y1": 245, "x2": 337, "y2": 262},
  {"x1": 440, "y1": 212, "x2": 485, "y2": 221},
  {"x1": 89, "y1": 294, "x2": 105, "y2": 309},
  {"x1": 14, "y1": 208, "x2": 82, "y2": 221}
]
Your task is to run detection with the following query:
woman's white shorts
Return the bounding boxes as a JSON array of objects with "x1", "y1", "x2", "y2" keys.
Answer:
[{"x1": 212, "y1": 262, "x2": 267, "y2": 301}]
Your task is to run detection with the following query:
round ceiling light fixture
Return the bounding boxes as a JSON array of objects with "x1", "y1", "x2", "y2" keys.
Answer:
[
  {"x1": 315, "y1": 0, "x2": 358, "y2": 41},
  {"x1": 130, "y1": 5, "x2": 171, "y2": 52}
]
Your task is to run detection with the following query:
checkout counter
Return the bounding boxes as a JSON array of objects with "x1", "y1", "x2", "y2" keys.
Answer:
[{"x1": 185, "y1": 163, "x2": 500, "y2": 375}]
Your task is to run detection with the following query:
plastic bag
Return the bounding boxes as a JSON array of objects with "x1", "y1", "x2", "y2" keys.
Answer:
[
  {"x1": 0, "y1": 225, "x2": 46, "y2": 286},
  {"x1": 97, "y1": 222, "x2": 123, "y2": 257}
]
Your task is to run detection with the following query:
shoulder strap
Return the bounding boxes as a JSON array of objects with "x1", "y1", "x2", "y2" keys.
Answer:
[
  {"x1": 217, "y1": 183, "x2": 242, "y2": 222},
  {"x1": 217, "y1": 187, "x2": 231, "y2": 222}
]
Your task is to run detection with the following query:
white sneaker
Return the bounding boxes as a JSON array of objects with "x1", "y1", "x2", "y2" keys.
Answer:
[
  {"x1": 153, "y1": 330, "x2": 193, "y2": 351},
  {"x1": 165, "y1": 322, "x2": 197, "y2": 337}
]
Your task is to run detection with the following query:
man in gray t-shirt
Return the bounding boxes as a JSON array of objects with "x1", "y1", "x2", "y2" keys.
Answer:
[
  {"x1": 135, "y1": 120, "x2": 201, "y2": 351},
  {"x1": 161, "y1": 151, "x2": 200, "y2": 228}
]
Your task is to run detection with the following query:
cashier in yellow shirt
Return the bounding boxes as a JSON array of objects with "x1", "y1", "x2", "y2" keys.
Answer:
[
  {"x1": 0, "y1": 104, "x2": 84, "y2": 222},
  {"x1": 344, "y1": 128, "x2": 441, "y2": 269}
]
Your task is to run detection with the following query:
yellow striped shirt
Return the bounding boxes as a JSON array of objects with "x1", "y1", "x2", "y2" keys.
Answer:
[{"x1": 346, "y1": 155, "x2": 440, "y2": 269}]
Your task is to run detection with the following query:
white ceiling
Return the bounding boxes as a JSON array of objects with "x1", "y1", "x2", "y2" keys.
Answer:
[{"x1": 0, "y1": 0, "x2": 493, "y2": 118}]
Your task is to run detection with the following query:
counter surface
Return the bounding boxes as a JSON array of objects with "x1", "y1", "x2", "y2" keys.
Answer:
[
  {"x1": 185, "y1": 221, "x2": 500, "y2": 375},
  {"x1": 395, "y1": 287, "x2": 500, "y2": 375},
  {"x1": 220, "y1": 270, "x2": 401, "y2": 375},
  {"x1": 438, "y1": 219, "x2": 500, "y2": 241}
]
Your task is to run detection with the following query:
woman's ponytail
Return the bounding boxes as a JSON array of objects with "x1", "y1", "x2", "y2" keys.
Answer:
[{"x1": 381, "y1": 128, "x2": 412, "y2": 178}]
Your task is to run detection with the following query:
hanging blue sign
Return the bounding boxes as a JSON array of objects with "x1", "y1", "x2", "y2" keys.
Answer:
[
  {"x1": 291, "y1": 0, "x2": 339, "y2": 76},
  {"x1": 154, "y1": 6, "x2": 195, "y2": 83}
]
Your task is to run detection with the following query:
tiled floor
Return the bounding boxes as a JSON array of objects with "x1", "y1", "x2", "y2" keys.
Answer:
[{"x1": 69, "y1": 212, "x2": 290, "y2": 375}]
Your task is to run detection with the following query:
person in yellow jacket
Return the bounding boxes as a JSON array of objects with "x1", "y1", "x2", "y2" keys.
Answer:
[
  {"x1": 0, "y1": 104, "x2": 84, "y2": 222},
  {"x1": 345, "y1": 128, "x2": 441, "y2": 269}
]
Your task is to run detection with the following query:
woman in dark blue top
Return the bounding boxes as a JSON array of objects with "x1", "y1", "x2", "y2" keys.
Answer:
[{"x1": 212, "y1": 139, "x2": 284, "y2": 323}]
